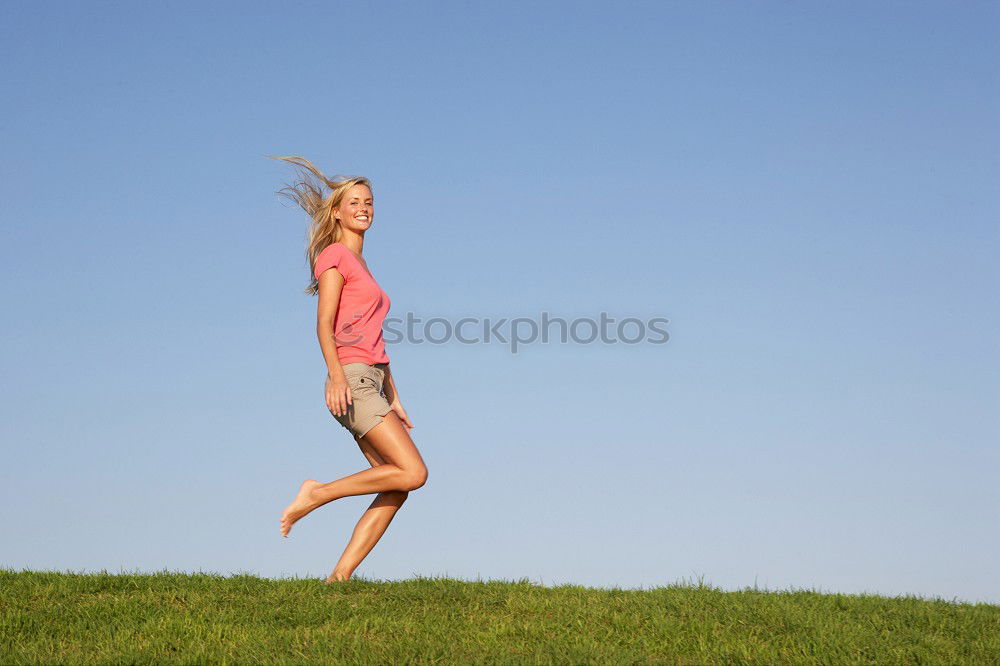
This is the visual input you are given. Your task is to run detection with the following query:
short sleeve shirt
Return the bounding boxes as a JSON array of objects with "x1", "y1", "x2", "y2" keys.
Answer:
[{"x1": 313, "y1": 242, "x2": 391, "y2": 365}]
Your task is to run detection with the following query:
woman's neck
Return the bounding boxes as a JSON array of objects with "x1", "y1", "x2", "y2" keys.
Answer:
[{"x1": 337, "y1": 233, "x2": 364, "y2": 257}]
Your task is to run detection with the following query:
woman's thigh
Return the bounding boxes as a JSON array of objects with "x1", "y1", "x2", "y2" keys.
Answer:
[
  {"x1": 356, "y1": 436, "x2": 410, "y2": 508},
  {"x1": 359, "y1": 410, "x2": 426, "y2": 473},
  {"x1": 356, "y1": 434, "x2": 386, "y2": 467}
]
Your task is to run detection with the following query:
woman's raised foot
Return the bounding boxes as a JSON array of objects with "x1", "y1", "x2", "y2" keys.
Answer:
[{"x1": 279, "y1": 479, "x2": 322, "y2": 537}]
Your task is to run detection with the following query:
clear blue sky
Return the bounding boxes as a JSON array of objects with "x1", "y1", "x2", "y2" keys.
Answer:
[{"x1": 2, "y1": 1, "x2": 997, "y2": 605}]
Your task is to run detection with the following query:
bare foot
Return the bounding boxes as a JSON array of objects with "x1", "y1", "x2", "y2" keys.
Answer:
[
  {"x1": 324, "y1": 571, "x2": 351, "y2": 583},
  {"x1": 280, "y1": 479, "x2": 322, "y2": 537}
]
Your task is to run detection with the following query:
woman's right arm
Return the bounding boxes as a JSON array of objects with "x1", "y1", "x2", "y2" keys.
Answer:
[{"x1": 317, "y1": 269, "x2": 351, "y2": 417}]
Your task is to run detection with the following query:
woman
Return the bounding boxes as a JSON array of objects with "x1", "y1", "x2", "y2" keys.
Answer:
[{"x1": 271, "y1": 156, "x2": 428, "y2": 583}]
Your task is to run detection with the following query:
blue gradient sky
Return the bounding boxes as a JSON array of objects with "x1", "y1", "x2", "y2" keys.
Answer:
[{"x1": 2, "y1": 1, "x2": 997, "y2": 604}]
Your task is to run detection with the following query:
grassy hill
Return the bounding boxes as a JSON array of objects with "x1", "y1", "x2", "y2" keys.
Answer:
[{"x1": 2, "y1": 570, "x2": 997, "y2": 664}]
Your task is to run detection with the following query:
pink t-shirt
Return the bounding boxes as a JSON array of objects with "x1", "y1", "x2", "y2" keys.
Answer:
[{"x1": 313, "y1": 242, "x2": 391, "y2": 365}]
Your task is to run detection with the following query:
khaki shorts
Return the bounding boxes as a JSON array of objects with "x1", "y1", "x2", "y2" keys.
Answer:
[{"x1": 331, "y1": 362, "x2": 392, "y2": 439}]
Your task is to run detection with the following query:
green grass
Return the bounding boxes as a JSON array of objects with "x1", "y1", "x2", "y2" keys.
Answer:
[{"x1": 1, "y1": 570, "x2": 997, "y2": 664}]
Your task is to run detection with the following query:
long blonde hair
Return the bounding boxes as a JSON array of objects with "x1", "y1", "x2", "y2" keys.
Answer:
[{"x1": 269, "y1": 155, "x2": 373, "y2": 295}]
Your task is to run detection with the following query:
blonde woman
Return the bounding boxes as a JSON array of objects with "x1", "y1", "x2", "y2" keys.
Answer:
[{"x1": 271, "y1": 156, "x2": 428, "y2": 583}]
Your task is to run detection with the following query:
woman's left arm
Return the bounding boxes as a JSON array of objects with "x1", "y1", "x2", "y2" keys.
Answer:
[{"x1": 383, "y1": 365, "x2": 414, "y2": 431}]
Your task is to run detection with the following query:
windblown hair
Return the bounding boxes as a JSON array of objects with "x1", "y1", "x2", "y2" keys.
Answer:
[{"x1": 269, "y1": 155, "x2": 373, "y2": 295}]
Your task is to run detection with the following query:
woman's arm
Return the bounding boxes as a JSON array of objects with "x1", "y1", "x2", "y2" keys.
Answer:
[
  {"x1": 383, "y1": 364, "x2": 399, "y2": 405},
  {"x1": 317, "y1": 269, "x2": 351, "y2": 415},
  {"x1": 382, "y1": 365, "x2": 414, "y2": 431}
]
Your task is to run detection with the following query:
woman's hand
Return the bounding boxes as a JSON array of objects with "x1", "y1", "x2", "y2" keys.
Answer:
[
  {"x1": 326, "y1": 373, "x2": 352, "y2": 417},
  {"x1": 390, "y1": 400, "x2": 413, "y2": 432}
]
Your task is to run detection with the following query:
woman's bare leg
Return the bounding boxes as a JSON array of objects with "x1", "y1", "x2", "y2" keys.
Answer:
[
  {"x1": 325, "y1": 438, "x2": 409, "y2": 582},
  {"x1": 280, "y1": 411, "x2": 427, "y2": 537}
]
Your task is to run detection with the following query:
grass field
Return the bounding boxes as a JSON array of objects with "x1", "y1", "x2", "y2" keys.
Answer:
[{"x1": 2, "y1": 570, "x2": 997, "y2": 664}]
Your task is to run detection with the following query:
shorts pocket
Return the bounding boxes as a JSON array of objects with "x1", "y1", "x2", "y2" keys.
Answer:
[
  {"x1": 363, "y1": 367, "x2": 384, "y2": 387},
  {"x1": 351, "y1": 374, "x2": 378, "y2": 395}
]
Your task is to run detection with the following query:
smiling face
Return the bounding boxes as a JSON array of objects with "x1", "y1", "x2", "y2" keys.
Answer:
[{"x1": 334, "y1": 184, "x2": 374, "y2": 234}]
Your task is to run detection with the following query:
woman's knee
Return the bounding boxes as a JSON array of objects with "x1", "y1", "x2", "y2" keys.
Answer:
[{"x1": 399, "y1": 465, "x2": 428, "y2": 491}]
